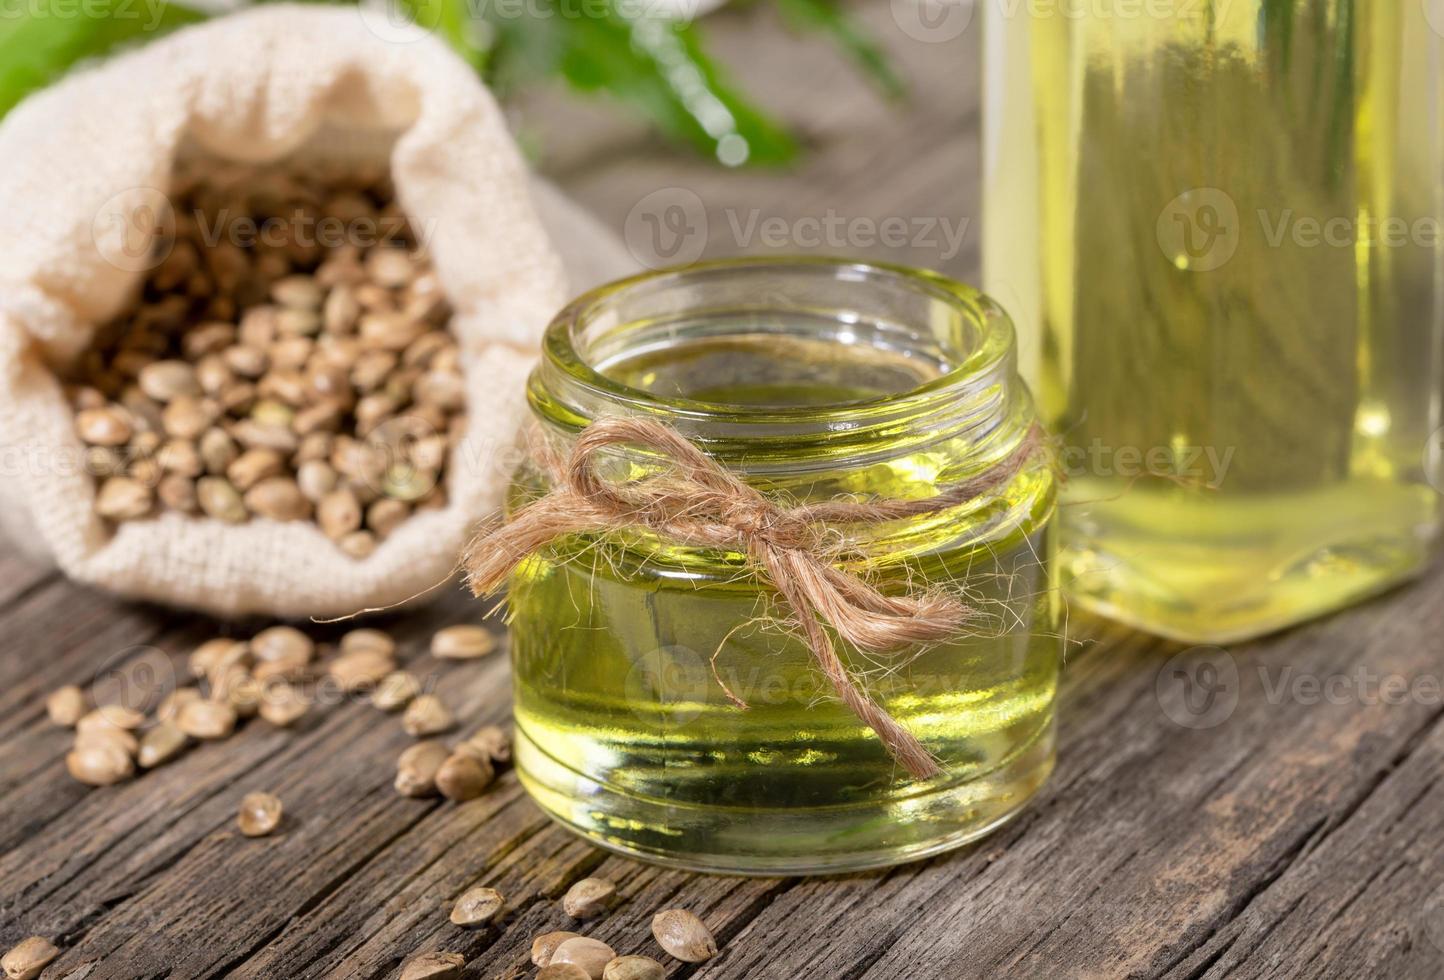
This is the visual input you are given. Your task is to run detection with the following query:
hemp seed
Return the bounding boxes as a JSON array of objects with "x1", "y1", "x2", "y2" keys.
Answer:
[
  {"x1": 45, "y1": 685, "x2": 87, "y2": 727},
  {"x1": 175, "y1": 699, "x2": 238, "y2": 740},
  {"x1": 435, "y1": 752, "x2": 492, "y2": 801},
  {"x1": 257, "y1": 683, "x2": 310, "y2": 727},
  {"x1": 562, "y1": 878, "x2": 616, "y2": 919},
  {"x1": 94, "y1": 477, "x2": 153, "y2": 520},
  {"x1": 77, "y1": 705, "x2": 145, "y2": 733},
  {"x1": 237, "y1": 791, "x2": 283, "y2": 837},
  {"x1": 66, "y1": 740, "x2": 134, "y2": 786},
  {"x1": 1, "y1": 937, "x2": 60, "y2": 980},
  {"x1": 395, "y1": 741, "x2": 450, "y2": 798},
  {"x1": 651, "y1": 909, "x2": 718, "y2": 963},
  {"x1": 448, "y1": 886, "x2": 504, "y2": 927},
  {"x1": 138, "y1": 723, "x2": 190, "y2": 768},
  {"x1": 531, "y1": 931, "x2": 581, "y2": 968},
  {"x1": 430, "y1": 624, "x2": 496, "y2": 660},
  {"x1": 551, "y1": 937, "x2": 616, "y2": 980},
  {"x1": 538, "y1": 966, "x2": 591, "y2": 980},
  {"x1": 251, "y1": 625, "x2": 314, "y2": 665},
  {"x1": 339, "y1": 628, "x2": 395, "y2": 658},
  {"x1": 328, "y1": 649, "x2": 395, "y2": 693},
  {"x1": 398, "y1": 951, "x2": 465, "y2": 980},
  {"x1": 157, "y1": 686, "x2": 202, "y2": 723},
  {"x1": 458, "y1": 725, "x2": 511, "y2": 767},
  {"x1": 602, "y1": 956, "x2": 665, "y2": 980},
  {"x1": 370, "y1": 671, "x2": 420, "y2": 712},
  {"x1": 401, "y1": 695, "x2": 453, "y2": 737}
]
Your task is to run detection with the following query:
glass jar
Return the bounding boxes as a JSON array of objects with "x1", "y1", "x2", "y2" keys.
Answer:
[
  {"x1": 505, "y1": 258, "x2": 1059, "y2": 875},
  {"x1": 984, "y1": 1, "x2": 1444, "y2": 643}
]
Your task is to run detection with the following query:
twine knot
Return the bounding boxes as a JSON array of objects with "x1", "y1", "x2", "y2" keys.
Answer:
[{"x1": 465, "y1": 415, "x2": 1044, "y2": 780}]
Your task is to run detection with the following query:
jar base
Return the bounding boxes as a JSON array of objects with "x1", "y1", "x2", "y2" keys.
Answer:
[{"x1": 513, "y1": 719, "x2": 1056, "y2": 876}]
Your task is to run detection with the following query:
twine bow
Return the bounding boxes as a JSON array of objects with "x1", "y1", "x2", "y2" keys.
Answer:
[{"x1": 465, "y1": 416, "x2": 1045, "y2": 780}]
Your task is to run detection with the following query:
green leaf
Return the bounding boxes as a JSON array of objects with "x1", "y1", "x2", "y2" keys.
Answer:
[
  {"x1": 774, "y1": 0, "x2": 904, "y2": 99},
  {"x1": 553, "y1": 2, "x2": 797, "y2": 166},
  {"x1": 0, "y1": 0, "x2": 207, "y2": 118}
]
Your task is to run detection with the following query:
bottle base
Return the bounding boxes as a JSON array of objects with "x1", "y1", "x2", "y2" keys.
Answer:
[
  {"x1": 513, "y1": 720, "x2": 1056, "y2": 876},
  {"x1": 1058, "y1": 485, "x2": 1438, "y2": 643}
]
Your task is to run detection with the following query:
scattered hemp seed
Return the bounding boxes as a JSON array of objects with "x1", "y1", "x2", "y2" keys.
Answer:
[
  {"x1": 401, "y1": 695, "x2": 453, "y2": 737},
  {"x1": 77, "y1": 705, "x2": 145, "y2": 732},
  {"x1": 190, "y1": 638, "x2": 247, "y2": 679},
  {"x1": 538, "y1": 965, "x2": 591, "y2": 980},
  {"x1": 46, "y1": 685, "x2": 87, "y2": 727},
  {"x1": 328, "y1": 649, "x2": 396, "y2": 693},
  {"x1": 74, "y1": 723, "x2": 138, "y2": 757},
  {"x1": 157, "y1": 687, "x2": 202, "y2": 723},
  {"x1": 237, "y1": 791, "x2": 284, "y2": 837},
  {"x1": 175, "y1": 699, "x2": 238, "y2": 740},
  {"x1": 66, "y1": 740, "x2": 134, "y2": 786},
  {"x1": 339, "y1": 627, "x2": 396, "y2": 658},
  {"x1": 395, "y1": 741, "x2": 450, "y2": 798},
  {"x1": 435, "y1": 752, "x2": 492, "y2": 802},
  {"x1": 562, "y1": 877, "x2": 616, "y2": 919},
  {"x1": 430, "y1": 624, "x2": 496, "y2": 660},
  {"x1": 459, "y1": 724, "x2": 511, "y2": 766},
  {"x1": 398, "y1": 951, "x2": 465, "y2": 980},
  {"x1": 448, "y1": 886, "x2": 504, "y2": 927},
  {"x1": 1, "y1": 937, "x2": 60, "y2": 980},
  {"x1": 602, "y1": 955, "x2": 666, "y2": 980},
  {"x1": 651, "y1": 909, "x2": 718, "y2": 963},
  {"x1": 137, "y1": 723, "x2": 190, "y2": 768},
  {"x1": 258, "y1": 683, "x2": 310, "y2": 727},
  {"x1": 531, "y1": 931, "x2": 581, "y2": 967},
  {"x1": 250, "y1": 625, "x2": 314, "y2": 665},
  {"x1": 370, "y1": 670, "x2": 421, "y2": 711},
  {"x1": 550, "y1": 937, "x2": 616, "y2": 980}
]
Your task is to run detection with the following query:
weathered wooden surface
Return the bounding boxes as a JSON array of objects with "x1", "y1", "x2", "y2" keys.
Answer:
[{"x1": 2, "y1": 5, "x2": 1442, "y2": 979}]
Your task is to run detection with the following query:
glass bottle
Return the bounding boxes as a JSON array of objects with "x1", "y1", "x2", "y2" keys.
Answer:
[
  {"x1": 506, "y1": 258, "x2": 1059, "y2": 874},
  {"x1": 984, "y1": 1, "x2": 1444, "y2": 642}
]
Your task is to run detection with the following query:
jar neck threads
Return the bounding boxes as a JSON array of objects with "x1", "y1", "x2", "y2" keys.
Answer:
[{"x1": 529, "y1": 258, "x2": 1032, "y2": 478}]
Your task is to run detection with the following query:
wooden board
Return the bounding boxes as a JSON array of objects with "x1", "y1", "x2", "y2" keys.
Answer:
[{"x1": 2, "y1": 5, "x2": 1441, "y2": 979}]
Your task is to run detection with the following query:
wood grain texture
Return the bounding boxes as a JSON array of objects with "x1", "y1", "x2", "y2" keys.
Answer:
[{"x1": 2, "y1": 5, "x2": 1442, "y2": 979}]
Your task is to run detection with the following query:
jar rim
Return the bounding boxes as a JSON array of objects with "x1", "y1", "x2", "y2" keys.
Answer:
[{"x1": 538, "y1": 256, "x2": 1018, "y2": 430}]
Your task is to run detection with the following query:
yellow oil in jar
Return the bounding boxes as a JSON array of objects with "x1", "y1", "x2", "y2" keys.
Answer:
[
  {"x1": 508, "y1": 330, "x2": 1058, "y2": 874},
  {"x1": 985, "y1": 1, "x2": 1443, "y2": 642}
]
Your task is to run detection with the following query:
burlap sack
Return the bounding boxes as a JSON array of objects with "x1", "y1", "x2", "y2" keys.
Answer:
[{"x1": 0, "y1": 5, "x2": 635, "y2": 619}]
